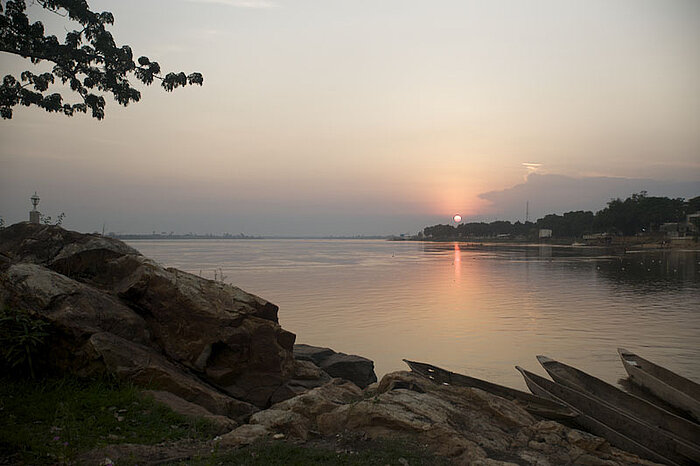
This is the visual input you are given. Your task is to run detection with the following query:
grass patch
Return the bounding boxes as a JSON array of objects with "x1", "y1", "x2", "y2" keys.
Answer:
[
  {"x1": 172, "y1": 438, "x2": 451, "y2": 466},
  {"x1": 0, "y1": 375, "x2": 219, "y2": 464}
]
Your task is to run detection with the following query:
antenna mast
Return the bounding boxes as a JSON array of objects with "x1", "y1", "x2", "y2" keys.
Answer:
[{"x1": 526, "y1": 201, "x2": 529, "y2": 223}]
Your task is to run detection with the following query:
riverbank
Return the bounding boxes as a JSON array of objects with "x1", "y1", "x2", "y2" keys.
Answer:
[{"x1": 396, "y1": 236, "x2": 700, "y2": 251}]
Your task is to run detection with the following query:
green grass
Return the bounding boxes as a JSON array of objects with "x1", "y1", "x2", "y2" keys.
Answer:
[
  {"x1": 173, "y1": 438, "x2": 452, "y2": 466},
  {"x1": 0, "y1": 375, "x2": 219, "y2": 465},
  {"x1": 1, "y1": 376, "x2": 451, "y2": 465}
]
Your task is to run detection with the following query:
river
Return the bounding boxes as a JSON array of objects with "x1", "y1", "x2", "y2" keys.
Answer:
[{"x1": 126, "y1": 239, "x2": 700, "y2": 390}]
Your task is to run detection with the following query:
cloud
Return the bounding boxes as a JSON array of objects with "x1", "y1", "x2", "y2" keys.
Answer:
[
  {"x1": 522, "y1": 162, "x2": 542, "y2": 172},
  {"x1": 183, "y1": 0, "x2": 277, "y2": 8},
  {"x1": 521, "y1": 162, "x2": 542, "y2": 180},
  {"x1": 478, "y1": 173, "x2": 700, "y2": 221}
]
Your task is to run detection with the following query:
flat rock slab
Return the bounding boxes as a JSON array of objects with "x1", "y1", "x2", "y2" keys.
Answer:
[
  {"x1": 294, "y1": 344, "x2": 336, "y2": 365},
  {"x1": 293, "y1": 344, "x2": 377, "y2": 389}
]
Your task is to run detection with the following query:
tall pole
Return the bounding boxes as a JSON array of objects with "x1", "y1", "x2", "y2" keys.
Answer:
[{"x1": 526, "y1": 201, "x2": 529, "y2": 223}]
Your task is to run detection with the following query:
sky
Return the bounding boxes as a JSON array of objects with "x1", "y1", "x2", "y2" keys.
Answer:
[{"x1": 1, "y1": 0, "x2": 699, "y2": 235}]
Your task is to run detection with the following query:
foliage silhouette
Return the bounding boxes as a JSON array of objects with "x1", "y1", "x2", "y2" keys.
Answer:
[
  {"x1": 423, "y1": 193, "x2": 699, "y2": 240},
  {"x1": 0, "y1": 0, "x2": 203, "y2": 119}
]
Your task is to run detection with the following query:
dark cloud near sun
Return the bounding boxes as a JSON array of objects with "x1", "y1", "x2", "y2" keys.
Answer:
[{"x1": 478, "y1": 174, "x2": 700, "y2": 222}]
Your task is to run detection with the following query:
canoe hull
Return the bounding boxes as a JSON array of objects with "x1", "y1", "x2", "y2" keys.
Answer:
[
  {"x1": 517, "y1": 366, "x2": 680, "y2": 465},
  {"x1": 618, "y1": 348, "x2": 700, "y2": 422},
  {"x1": 538, "y1": 355, "x2": 700, "y2": 463}
]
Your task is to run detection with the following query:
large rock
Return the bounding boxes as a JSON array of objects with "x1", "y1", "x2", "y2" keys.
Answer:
[
  {"x1": 246, "y1": 378, "x2": 363, "y2": 441},
  {"x1": 269, "y1": 359, "x2": 333, "y2": 404},
  {"x1": 294, "y1": 343, "x2": 377, "y2": 389},
  {"x1": 271, "y1": 378, "x2": 362, "y2": 425},
  {"x1": 293, "y1": 344, "x2": 336, "y2": 365},
  {"x1": 0, "y1": 262, "x2": 149, "y2": 346},
  {"x1": 315, "y1": 372, "x2": 659, "y2": 465},
  {"x1": 86, "y1": 332, "x2": 257, "y2": 421},
  {"x1": 143, "y1": 390, "x2": 238, "y2": 434},
  {"x1": 0, "y1": 222, "x2": 139, "y2": 265},
  {"x1": 218, "y1": 424, "x2": 270, "y2": 448},
  {"x1": 0, "y1": 222, "x2": 298, "y2": 410}
]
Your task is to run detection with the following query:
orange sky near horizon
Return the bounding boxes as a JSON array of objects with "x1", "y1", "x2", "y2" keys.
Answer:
[{"x1": 1, "y1": 0, "x2": 699, "y2": 234}]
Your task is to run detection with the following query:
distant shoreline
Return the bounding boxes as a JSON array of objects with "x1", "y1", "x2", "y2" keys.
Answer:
[
  {"x1": 116, "y1": 234, "x2": 391, "y2": 240},
  {"x1": 398, "y1": 237, "x2": 700, "y2": 252},
  {"x1": 117, "y1": 234, "x2": 699, "y2": 251}
]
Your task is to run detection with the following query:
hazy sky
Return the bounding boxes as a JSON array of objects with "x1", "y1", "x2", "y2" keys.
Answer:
[{"x1": 1, "y1": 0, "x2": 699, "y2": 235}]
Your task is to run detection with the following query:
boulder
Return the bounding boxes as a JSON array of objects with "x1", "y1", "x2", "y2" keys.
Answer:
[
  {"x1": 143, "y1": 390, "x2": 237, "y2": 434},
  {"x1": 293, "y1": 344, "x2": 336, "y2": 365},
  {"x1": 248, "y1": 378, "x2": 363, "y2": 441},
  {"x1": 86, "y1": 332, "x2": 257, "y2": 421},
  {"x1": 217, "y1": 424, "x2": 270, "y2": 448},
  {"x1": 293, "y1": 343, "x2": 377, "y2": 389},
  {"x1": 0, "y1": 262, "x2": 150, "y2": 347},
  {"x1": 249, "y1": 409, "x2": 311, "y2": 440},
  {"x1": 0, "y1": 223, "x2": 297, "y2": 409},
  {"x1": 319, "y1": 353, "x2": 377, "y2": 389},
  {"x1": 0, "y1": 222, "x2": 138, "y2": 266},
  {"x1": 269, "y1": 359, "x2": 333, "y2": 404},
  {"x1": 271, "y1": 378, "x2": 363, "y2": 422}
]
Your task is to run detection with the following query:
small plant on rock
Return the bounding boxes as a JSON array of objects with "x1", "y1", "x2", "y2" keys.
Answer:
[
  {"x1": 0, "y1": 306, "x2": 50, "y2": 379},
  {"x1": 40, "y1": 212, "x2": 66, "y2": 226}
]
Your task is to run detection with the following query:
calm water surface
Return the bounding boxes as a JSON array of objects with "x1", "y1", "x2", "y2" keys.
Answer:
[{"x1": 127, "y1": 239, "x2": 700, "y2": 390}]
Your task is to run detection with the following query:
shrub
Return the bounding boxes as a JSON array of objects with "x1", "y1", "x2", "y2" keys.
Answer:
[{"x1": 0, "y1": 307, "x2": 50, "y2": 379}]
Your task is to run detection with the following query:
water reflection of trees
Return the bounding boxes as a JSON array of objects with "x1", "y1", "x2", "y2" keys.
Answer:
[
  {"x1": 595, "y1": 251, "x2": 698, "y2": 292},
  {"x1": 421, "y1": 242, "x2": 609, "y2": 260},
  {"x1": 421, "y1": 243, "x2": 699, "y2": 292}
]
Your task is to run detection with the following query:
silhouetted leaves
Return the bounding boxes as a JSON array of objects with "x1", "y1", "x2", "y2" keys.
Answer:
[{"x1": 0, "y1": 0, "x2": 203, "y2": 119}]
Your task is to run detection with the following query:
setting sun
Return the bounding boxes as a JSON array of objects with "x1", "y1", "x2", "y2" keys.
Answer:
[{"x1": 453, "y1": 214, "x2": 462, "y2": 223}]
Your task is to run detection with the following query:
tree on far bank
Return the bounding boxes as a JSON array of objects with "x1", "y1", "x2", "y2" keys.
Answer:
[
  {"x1": 594, "y1": 192, "x2": 685, "y2": 236},
  {"x1": 421, "y1": 192, "x2": 698, "y2": 240},
  {"x1": 0, "y1": 0, "x2": 203, "y2": 120},
  {"x1": 686, "y1": 196, "x2": 700, "y2": 215}
]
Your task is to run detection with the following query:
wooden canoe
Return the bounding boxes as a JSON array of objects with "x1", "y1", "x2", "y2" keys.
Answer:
[
  {"x1": 403, "y1": 359, "x2": 577, "y2": 421},
  {"x1": 517, "y1": 366, "x2": 686, "y2": 465},
  {"x1": 618, "y1": 348, "x2": 700, "y2": 422},
  {"x1": 537, "y1": 355, "x2": 700, "y2": 462}
]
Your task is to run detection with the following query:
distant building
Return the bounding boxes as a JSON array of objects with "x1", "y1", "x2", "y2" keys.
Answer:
[
  {"x1": 29, "y1": 192, "x2": 40, "y2": 224},
  {"x1": 660, "y1": 223, "x2": 683, "y2": 238},
  {"x1": 538, "y1": 229, "x2": 552, "y2": 239},
  {"x1": 660, "y1": 213, "x2": 699, "y2": 238},
  {"x1": 687, "y1": 213, "x2": 700, "y2": 233}
]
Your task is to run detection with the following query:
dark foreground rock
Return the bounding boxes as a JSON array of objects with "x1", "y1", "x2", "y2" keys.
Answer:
[
  {"x1": 0, "y1": 222, "x2": 295, "y2": 413},
  {"x1": 294, "y1": 343, "x2": 377, "y2": 389},
  {"x1": 142, "y1": 390, "x2": 237, "y2": 434}
]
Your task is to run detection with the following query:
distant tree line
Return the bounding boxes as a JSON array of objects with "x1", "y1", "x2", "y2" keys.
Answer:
[{"x1": 422, "y1": 192, "x2": 700, "y2": 240}]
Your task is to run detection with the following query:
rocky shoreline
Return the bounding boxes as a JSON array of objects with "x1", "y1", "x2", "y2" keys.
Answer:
[{"x1": 0, "y1": 223, "x2": 658, "y2": 465}]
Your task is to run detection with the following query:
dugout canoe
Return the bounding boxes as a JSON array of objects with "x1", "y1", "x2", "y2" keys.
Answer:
[
  {"x1": 403, "y1": 359, "x2": 577, "y2": 421},
  {"x1": 517, "y1": 365, "x2": 700, "y2": 465},
  {"x1": 537, "y1": 355, "x2": 700, "y2": 455},
  {"x1": 515, "y1": 366, "x2": 692, "y2": 465},
  {"x1": 618, "y1": 348, "x2": 700, "y2": 422}
]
